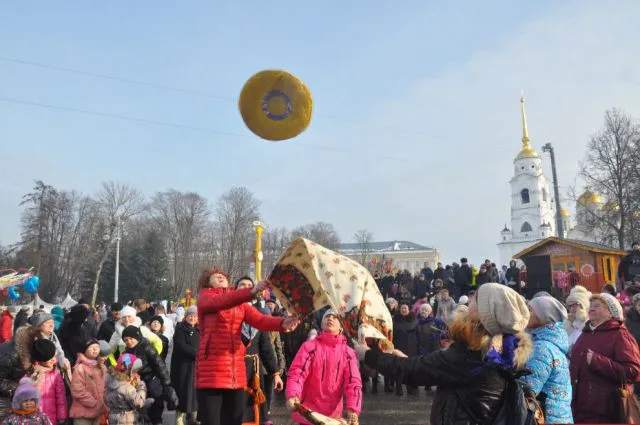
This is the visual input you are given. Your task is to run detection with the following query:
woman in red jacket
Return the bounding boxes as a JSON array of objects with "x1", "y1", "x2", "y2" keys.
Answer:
[
  {"x1": 570, "y1": 292, "x2": 640, "y2": 423},
  {"x1": 195, "y1": 267, "x2": 299, "y2": 425}
]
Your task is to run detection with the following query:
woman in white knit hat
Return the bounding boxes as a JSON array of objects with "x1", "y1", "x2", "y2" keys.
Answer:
[
  {"x1": 107, "y1": 305, "x2": 164, "y2": 365},
  {"x1": 569, "y1": 292, "x2": 640, "y2": 423},
  {"x1": 564, "y1": 285, "x2": 591, "y2": 350},
  {"x1": 354, "y1": 283, "x2": 533, "y2": 425}
]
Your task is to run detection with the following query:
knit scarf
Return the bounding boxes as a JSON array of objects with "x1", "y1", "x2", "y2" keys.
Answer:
[
  {"x1": 31, "y1": 363, "x2": 55, "y2": 385},
  {"x1": 11, "y1": 407, "x2": 37, "y2": 416}
]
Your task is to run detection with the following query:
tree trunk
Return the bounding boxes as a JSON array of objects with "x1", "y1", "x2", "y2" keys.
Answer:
[{"x1": 91, "y1": 249, "x2": 110, "y2": 305}]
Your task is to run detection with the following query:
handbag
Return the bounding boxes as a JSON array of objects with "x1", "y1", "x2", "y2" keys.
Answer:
[{"x1": 615, "y1": 377, "x2": 640, "y2": 423}]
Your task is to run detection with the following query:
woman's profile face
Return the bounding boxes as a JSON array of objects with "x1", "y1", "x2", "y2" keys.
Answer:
[
  {"x1": 40, "y1": 319, "x2": 55, "y2": 335},
  {"x1": 209, "y1": 273, "x2": 229, "y2": 289}
]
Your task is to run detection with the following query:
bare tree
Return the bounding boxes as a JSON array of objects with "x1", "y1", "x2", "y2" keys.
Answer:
[
  {"x1": 578, "y1": 109, "x2": 640, "y2": 249},
  {"x1": 150, "y1": 190, "x2": 211, "y2": 298},
  {"x1": 90, "y1": 182, "x2": 146, "y2": 305},
  {"x1": 262, "y1": 226, "x2": 292, "y2": 276},
  {"x1": 353, "y1": 229, "x2": 374, "y2": 265},
  {"x1": 215, "y1": 187, "x2": 261, "y2": 280},
  {"x1": 291, "y1": 222, "x2": 341, "y2": 250}
]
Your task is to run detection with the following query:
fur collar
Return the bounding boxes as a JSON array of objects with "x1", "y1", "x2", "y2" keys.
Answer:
[
  {"x1": 14, "y1": 325, "x2": 35, "y2": 370},
  {"x1": 480, "y1": 331, "x2": 532, "y2": 369},
  {"x1": 114, "y1": 316, "x2": 142, "y2": 336}
]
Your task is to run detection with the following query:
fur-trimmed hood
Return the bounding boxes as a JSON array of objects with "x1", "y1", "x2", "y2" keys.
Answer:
[
  {"x1": 481, "y1": 331, "x2": 532, "y2": 369},
  {"x1": 14, "y1": 324, "x2": 36, "y2": 370},
  {"x1": 114, "y1": 316, "x2": 142, "y2": 337}
]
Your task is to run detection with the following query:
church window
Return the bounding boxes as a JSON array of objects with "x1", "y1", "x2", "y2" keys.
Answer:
[
  {"x1": 521, "y1": 189, "x2": 530, "y2": 204},
  {"x1": 521, "y1": 222, "x2": 533, "y2": 233},
  {"x1": 542, "y1": 188, "x2": 548, "y2": 202}
]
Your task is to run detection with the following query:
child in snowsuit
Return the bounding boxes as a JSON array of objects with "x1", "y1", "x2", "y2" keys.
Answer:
[
  {"x1": 1, "y1": 378, "x2": 52, "y2": 425},
  {"x1": 104, "y1": 354, "x2": 147, "y2": 425}
]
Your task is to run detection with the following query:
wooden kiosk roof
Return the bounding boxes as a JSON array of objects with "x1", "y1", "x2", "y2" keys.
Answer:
[{"x1": 513, "y1": 237, "x2": 625, "y2": 259}]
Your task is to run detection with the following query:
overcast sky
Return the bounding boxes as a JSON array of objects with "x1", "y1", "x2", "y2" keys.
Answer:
[{"x1": 1, "y1": 0, "x2": 639, "y2": 265}]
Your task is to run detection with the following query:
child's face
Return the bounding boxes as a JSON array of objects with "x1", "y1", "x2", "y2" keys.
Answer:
[
  {"x1": 20, "y1": 399, "x2": 36, "y2": 410},
  {"x1": 85, "y1": 344, "x2": 100, "y2": 360},
  {"x1": 39, "y1": 358, "x2": 57, "y2": 368},
  {"x1": 123, "y1": 337, "x2": 138, "y2": 349}
]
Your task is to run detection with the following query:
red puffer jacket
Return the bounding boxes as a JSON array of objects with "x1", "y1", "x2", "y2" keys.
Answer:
[{"x1": 195, "y1": 287, "x2": 284, "y2": 389}]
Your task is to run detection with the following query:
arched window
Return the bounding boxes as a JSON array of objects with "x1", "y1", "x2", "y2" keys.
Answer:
[
  {"x1": 521, "y1": 189, "x2": 530, "y2": 204},
  {"x1": 542, "y1": 188, "x2": 548, "y2": 202},
  {"x1": 521, "y1": 222, "x2": 533, "y2": 233}
]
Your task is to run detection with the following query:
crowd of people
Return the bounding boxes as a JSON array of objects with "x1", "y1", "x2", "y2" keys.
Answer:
[{"x1": 0, "y1": 242, "x2": 638, "y2": 424}]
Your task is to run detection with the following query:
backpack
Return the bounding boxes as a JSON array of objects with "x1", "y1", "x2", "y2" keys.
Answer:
[
  {"x1": 491, "y1": 368, "x2": 545, "y2": 425},
  {"x1": 458, "y1": 367, "x2": 545, "y2": 425}
]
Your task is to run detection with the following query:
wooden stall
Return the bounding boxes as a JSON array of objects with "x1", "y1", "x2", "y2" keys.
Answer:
[{"x1": 514, "y1": 237, "x2": 625, "y2": 299}]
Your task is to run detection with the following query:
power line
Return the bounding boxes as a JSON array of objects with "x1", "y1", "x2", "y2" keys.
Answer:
[
  {"x1": 0, "y1": 55, "x2": 447, "y2": 140},
  {"x1": 0, "y1": 96, "x2": 244, "y2": 137},
  {"x1": 0, "y1": 95, "x2": 432, "y2": 165}
]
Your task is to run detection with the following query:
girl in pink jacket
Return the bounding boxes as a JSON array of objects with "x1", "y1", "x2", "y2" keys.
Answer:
[
  {"x1": 286, "y1": 309, "x2": 362, "y2": 425},
  {"x1": 28, "y1": 339, "x2": 68, "y2": 425},
  {"x1": 70, "y1": 339, "x2": 108, "y2": 424}
]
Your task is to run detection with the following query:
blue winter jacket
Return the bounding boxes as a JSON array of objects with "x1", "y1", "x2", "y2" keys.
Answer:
[{"x1": 521, "y1": 322, "x2": 573, "y2": 424}]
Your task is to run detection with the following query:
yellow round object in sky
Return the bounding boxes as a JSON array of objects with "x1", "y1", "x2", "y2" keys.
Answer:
[{"x1": 239, "y1": 70, "x2": 312, "y2": 141}]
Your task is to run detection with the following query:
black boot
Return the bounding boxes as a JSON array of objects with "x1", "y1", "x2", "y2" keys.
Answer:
[
  {"x1": 395, "y1": 383, "x2": 404, "y2": 396},
  {"x1": 384, "y1": 379, "x2": 394, "y2": 393}
]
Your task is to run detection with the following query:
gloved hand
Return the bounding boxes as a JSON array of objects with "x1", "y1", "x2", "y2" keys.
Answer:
[
  {"x1": 164, "y1": 386, "x2": 179, "y2": 411},
  {"x1": 143, "y1": 398, "x2": 155, "y2": 407},
  {"x1": 286, "y1": 397, "x2": 300, "y2": 412},
  {"x1": 346, "y1": 409, "x2": 359, "y2": 425}
]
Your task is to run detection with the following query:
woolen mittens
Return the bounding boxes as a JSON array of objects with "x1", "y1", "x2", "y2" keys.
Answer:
[{"x1": 346, "y1": 410, "x2": 359, "y2": 425}]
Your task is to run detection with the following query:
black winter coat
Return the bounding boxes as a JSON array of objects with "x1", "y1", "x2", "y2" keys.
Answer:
[
  {"x1": 58, "y1": 318, "x2": 94, "y2": 365},
  {"x1": 364, "y1": 342, "x2": 507, "y2": 425},
  {"x1": 392, "y1": 314, "x2": 418, "y2": 357},
  {"x1": 125, "y1": 338, "x2": 172, "y2": 395},
  {"x1": 97, "y1": 318, "x2": 117, "y2": 341},
  {"x1": 0, "y1": 341, "x2": 27, "y2": 420},
  {"x1": 171, "y1": 322, "x2": 199, "y2": 412},
  {"x1": 12, "y1": 311, "x2": 28, "y2": 335}
]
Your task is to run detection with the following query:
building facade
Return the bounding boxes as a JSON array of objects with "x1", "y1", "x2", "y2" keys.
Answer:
[{"x1": 339, "y1": 240, "x2": 439, "y2": 276}]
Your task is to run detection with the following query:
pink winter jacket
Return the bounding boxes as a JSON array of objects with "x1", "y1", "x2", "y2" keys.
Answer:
[
  {"x1": 70, "y1": 354, "x2": 107, "y2": 419},
  {"x1": 32, "y1": 367, "x2": 67, "y2": 424},
  {"x1": 285, "y1": 332, "x2": 362, "y2": 424}
]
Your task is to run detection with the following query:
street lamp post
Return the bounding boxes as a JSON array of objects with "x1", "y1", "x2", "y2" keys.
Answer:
[
  {"x1": 114, "y1": 215, "x2": 122, "y2": 302},
  {"x1": 542, "y1": 143, "x2": 565, "y2": 239},
  {"x1": 253, "y1": 221, "x2": 264, "y2": 281}
]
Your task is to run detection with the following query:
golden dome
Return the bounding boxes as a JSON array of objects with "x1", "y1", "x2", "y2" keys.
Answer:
[
  {"x1": 578, "y1": 190, "x2": 602, "y2": 205},
  {"x1": 560, "y1": 208, "x2": 570, "y2": 217},
  {"x1": 516, "y1": 146, "x2": 540, "y2": 159},
  {"x1": 603, "y1": 201, "x2": 620, "y2": 212}
]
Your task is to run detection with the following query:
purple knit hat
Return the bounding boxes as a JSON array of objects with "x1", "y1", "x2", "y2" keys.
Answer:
[{"x1": 12, "y1": 377, "x2": 40, "y2": 409}]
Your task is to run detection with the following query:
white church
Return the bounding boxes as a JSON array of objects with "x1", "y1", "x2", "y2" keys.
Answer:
[{"x1": 497, "y1": 95, "x2": 604, "y2": 266}]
